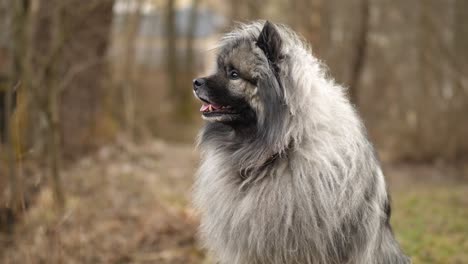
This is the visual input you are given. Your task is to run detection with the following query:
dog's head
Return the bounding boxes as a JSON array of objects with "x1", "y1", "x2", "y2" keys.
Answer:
[{"x1": 193, "y1": 21, "x2": 287, "y2": 132}]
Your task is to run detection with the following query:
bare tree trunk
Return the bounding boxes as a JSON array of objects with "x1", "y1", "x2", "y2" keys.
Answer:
[
  {"x1": 47, "y1": 0, "x2": 66, "y2": 210},
  {"x1": 230, "y1": 0, "x2": 240, "y2": 20},
  {"x1": 247, "y1": 0, "x2": 262, "y2": 19},
  {"x1": 318, "y1": 0, "x2": 367, "y2": 88},
  {"x1": 348, "y1": 0, "x2": 369, "y2": 105},
  {"x1": 307, "y1": 0, "x2": 322, "y2": 49},
  {"x1": 121, "y1": 0, "x2": 142, "y2": 140},
  {"x1": 166, "y1": 0, "x2": 191, "y2": 121},
  {"x1": 4, "y1": 83, "x2": 19, "y2": 231},
  {"x1": 178, "y1": 0, "x2": 200, "y2": 120},
  {"x1": 288, "y1": 0, "x2": 321, "y2": 49},
  {"x1": 230, "y1": 0, "x2": 261, "y2": 21},
  {"x1": 6, "y1": 0, "x2": 30, "y2": 221},
  {"x1": 47, "y1": 91, "x2": 64, "y2": 210},
  {"x1": 166, "y1": 0, "x2": 177, "y2": 98},
  {"x1": 452, "y1": 0, "x2": 468, "y2": 160},
  {"x1": 185, "y1": 0, "x2": 200, "y2": 75}
]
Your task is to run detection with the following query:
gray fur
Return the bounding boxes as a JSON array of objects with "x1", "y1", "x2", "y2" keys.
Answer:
[{"x1": 193, "y1": 21, "x2": 410, "y2": 264}]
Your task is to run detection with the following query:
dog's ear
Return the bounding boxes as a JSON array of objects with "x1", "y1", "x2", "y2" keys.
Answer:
[{"x1": 256, "y1": 21, "x2": 282, "y2": 63}]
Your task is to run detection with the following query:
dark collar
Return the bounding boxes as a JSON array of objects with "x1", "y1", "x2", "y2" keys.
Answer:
[
  {"x1": 260, "y1": 152, "x2": 280, "y2": 170},
  {"x1": 239, "y1": 152, "x2": 282, "y2": 180}
]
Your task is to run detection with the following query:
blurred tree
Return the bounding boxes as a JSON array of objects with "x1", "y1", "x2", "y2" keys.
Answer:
[
  {"x1": 166, "y1": 0, "x2": 191, "y2": 121},
  {"x1": 452, "y1": 0, "x2": 468, "y2": 161},
  {"x1": 185, "y1": 0, "x2": 201, "y2": 75},
  {"x1": 5, "y1": 0, "x2": 29, "y2": 220},
  {"x1": 47, "y1": 0, "x2": 66, "y2": 210},
  {"x1": 230, "y1": 0, "x2": 240, "y2": 20},
  {"x1": 120, "y1": 0, "x2": 142, "y2": 140},
  {"x1": 288, "y1": 0, "x2": 321, "y2": 50},
  {"x1": 3, "y1": 81, "x2": 19, "y2": 228},
  {"x1": 352, "y1": 0, "x2": 468, "y2": 162},
  {"x1": 2, "y1": 0, "x2": 114, "y2": 209},
  {"x1": 182, "y1": 0, "x2": 201, "y2": 119},
  {"x1": 230, "y1": 0, "x2": 264, "y2": 21},
  {"x1": 166, "y1": 0, "x2": 177, "y2": 102},
  {"x1": 319, "y1": 0, "x2": 369, "y2": 102},
  {"x1": 348, "y1": 0, "x2": 369, "y2": 104},
  {"x1": 58, "y1": 0, "x2": 114, "y2": 156},
  {"x1": 247, "y1": 0, "x2": 263, "y2": 19},
  {"x1": 164, "y1": 0, "x2": 196, "y2": 121}
]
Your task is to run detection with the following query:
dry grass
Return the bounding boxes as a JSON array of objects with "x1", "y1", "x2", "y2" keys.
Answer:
[
  {"x1": 1, "y1": 140, "x2": 467, "y2": 263},
  {"x1": 0, "y1": 139, "x2": 204, "y2": 264}
]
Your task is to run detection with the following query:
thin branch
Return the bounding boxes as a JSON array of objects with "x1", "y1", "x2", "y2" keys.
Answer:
[{"x1": 57, "y1": 58, "x2": 106, "y2": 93}]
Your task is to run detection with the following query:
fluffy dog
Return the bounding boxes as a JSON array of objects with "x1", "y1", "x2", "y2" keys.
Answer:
[{"x1": 192, "y1": 21, "x2": 410, "y2": 264}]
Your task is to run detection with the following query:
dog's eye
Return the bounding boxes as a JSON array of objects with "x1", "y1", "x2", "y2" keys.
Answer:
[{"x1": 228, "y1": 70, "x2": 240, "y2": 80}]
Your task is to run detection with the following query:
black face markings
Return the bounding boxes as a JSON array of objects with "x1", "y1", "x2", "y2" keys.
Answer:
[
  {"x1": 204, "y1": 74, "x2": 230, "y2": 104},
  {"x1": 195, "y1": 70, "x2": 256, "y2": 126},
  {"x1": 196, "y1": 23, "x2": 286, "y2": 128}
]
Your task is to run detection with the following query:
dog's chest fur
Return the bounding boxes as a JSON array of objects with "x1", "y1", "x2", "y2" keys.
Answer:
[{"x1": 194, "y1": 147, "x2": 329, "y2": 264}]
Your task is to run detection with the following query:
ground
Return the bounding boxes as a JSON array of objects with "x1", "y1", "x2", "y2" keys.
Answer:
[
  {"x1": 386, "y1": 164, "x2": 468, "y2": 264},
  {"x1": 0, "y1": 139, "x2": 467, "y2": 263}
]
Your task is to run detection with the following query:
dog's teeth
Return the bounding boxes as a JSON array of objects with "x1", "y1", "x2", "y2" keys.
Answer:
[{"x1": 209, "y1": 105, "x2": 213, "y2": 111}]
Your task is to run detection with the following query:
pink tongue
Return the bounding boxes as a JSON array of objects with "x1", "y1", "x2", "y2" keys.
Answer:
[
  {"x1": 200, "y1": 104, "x2": 210, "y2": 112},
  {"x1": 200, "y1": 104, "x2": 221, "y2": 112}
]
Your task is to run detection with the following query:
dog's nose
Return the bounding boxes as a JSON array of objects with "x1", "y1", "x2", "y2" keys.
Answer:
[{"x1": 193, "y1": 78, "x2": 205, "y2": 91}]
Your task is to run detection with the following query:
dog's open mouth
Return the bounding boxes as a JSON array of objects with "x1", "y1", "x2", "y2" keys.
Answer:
[
  {"x1": 197, "y1": 97, "x2": 237, "y2": 118},
  {"x1": 200, "y1": 103, "x2": 234, "y2": 116}
]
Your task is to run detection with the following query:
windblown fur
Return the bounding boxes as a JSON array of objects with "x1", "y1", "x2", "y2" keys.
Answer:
[{"x1": 193, "y1": 21, "x2": 410, "y2": 264}]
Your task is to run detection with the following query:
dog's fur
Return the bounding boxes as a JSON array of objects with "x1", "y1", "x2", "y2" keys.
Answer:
[{"x1": 193, "y1": 21, "x2": 410, "y2": 264}]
